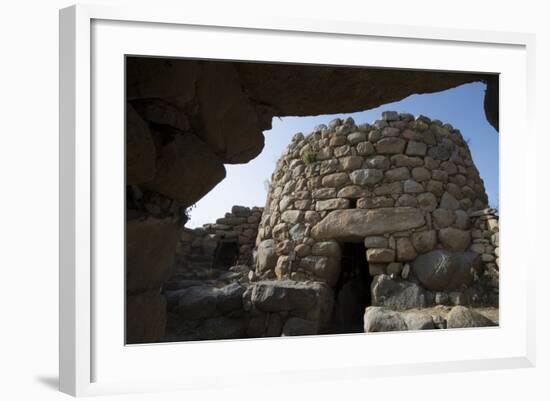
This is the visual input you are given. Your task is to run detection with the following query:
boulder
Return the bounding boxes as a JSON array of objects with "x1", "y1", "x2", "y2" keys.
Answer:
[
  {"x1": 257, "y1": 239, "x2": 277, "y2": 273},
  {"x1": 311, "y1": 241, "x2": 342, "y2": 258},
  {"x1": 177, "y1": 286, "x2": 219, "y2": 320},
  {"x1": 350, "y1": 169, "x2": 384, "y2": 186},
  {"x1": 126, "y1": 217, "x2": 178, "y2": 292},
  {"x1": 396, "y1": 237, "x2": 417, "y2": 261},
  {"x1": 410, "y1": 230, "x2": 437, "y2": 253},
  {"x1": 375, "y1": 137, "x2": 406, "y2": 154},
  {"x1": 249, "y1": 280, "x2": 329, "y2": 313},
  {"x1": 322, "y1": 172, "x2": 350, "y2": 187},
  {"x1": 412, "y1": 250, "x2": 482, "y2": 291},
  {"x1": 363, "y1": 307, "x2": 407, "y2": 332},
  {"x1": 403, "y1": 313, "x2": 435, "y2": 330},
  {"x1": 438, "y1": 227, "x2": 471, "y2": 252},
  {"x1": 446, "y1": 306, "x2": 497, "y2": 328},
  {"x1": 371, "y1": 275, "x2": 428, "y2": 309},
  {"x1": 439, "y1": 192, "x2": 460, "y2": 210},
  {"x1": 311, "y1": 207, "x2": 425, "y2": 240},
  {"x1": 299, "y1": 256, "x2": 340, "y2": 285},
  {"x1": 366, "y1": 248, "x2": 395, "y2": 263}
]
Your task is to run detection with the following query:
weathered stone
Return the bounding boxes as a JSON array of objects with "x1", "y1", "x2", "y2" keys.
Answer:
[
  {"x1": 371, "y1": 275, "x2": 428, "y2": 309},
  {"x1": 406, "y1": 141, "x2": 427, "y2": 156},
  {"x1": 347, "y1": 131, "x2": 367, "y2": 144},
  {"x1": 391, "y1": 154, "x2": 424, "y2": 167},
  {"x1": 275, "y1": 255, "x2": 290, "y2": 279},
  {"x1": 412, "y1": 250, "x2": 481, "y2": 291},
  {"x1": 357, "y1": 196, "x2": 394, "y2": 209},
  {"x1": 249, "y1": 280, "x2": 325, "y2": 312},
  {"x1": 431, "y1": 170, "x2": 448, "y2": 182},
  {"x1": 304, "y1": 211, "x2": 321, "y2": 225},
  {"x1": 411, "y1": 167, "x2": 431, "y2": 181},
  {"x1": 369, "y1": 264, "x2": 387, "y2": 276},
  {"x1": 366, "y1": 248, "x2": 395, "y2": 263},
  {"x1": 311, "y1": 241, "x2": 341, "y2": 258},
  {"x1": 127, "y1": 105, "x2": 156, "y2": 184},
  {"x1": 364, "y1": 236, "x2": 388, "y2": 248},
  {"x1": 411, "y1": 230, "x2": 437, "y2": 253},
  {"x1": 350, "y1": 169, "x2": 383, "y2": 185},
  {"x1": 127, "y1": 217, "x2": 178, "y2": 292},
  {"x1": 337, "y1": 185, "x2": 370, "y2": 198},
  {"x1": 334, "y1": 145, "x2": 352, "y2": 157},
  {"x1": 403, "y1": 313, "x2": 435, "y2": 330},
  {"x1": 364, "y1": 307, "x2": 407, "y2": 332},
  {"x1": 364, "y1": 155, "x2": 390, "y2": 170},
  {"x1": 289, "y1": 223, "x2": 307, "y2": 242},
  {"x1": 281, "y1": 210, "x2": 304, "y2": 224},
  {"x1": 417, "y1": 192, "x2": 438, "y2": 211},
  {"x1": 177, "y1": 286, "x2": 219, "y2": 320},
  {"x1": 375, "y1": 137, "x2": 406, "y2": 154},
  {"x1": 433, "y1": 208, "x2": 455, "y2": 228},
  {"x1": 446, "y1": 306, "x2": 497, "y2": 328},
  {"x1": 330, "y1": 135, "x2": 347, "y2": 147},
  {"x1": 356, "y1": 141, "x2": 375, "y2": 156},
  {"x1": 256, "y1": 239, "x2": 277, "y2": 272},
  {"x1": 382, "y1": 127, "x2": 401, "y2": 137},
  {"x1": 396, "y1": 237, "x2": 417, "y2": 261},
  {"x1": 438, "y1": 227, "x2": 471, "y2": 252},
  {"x1": 311, "y1": 208, "x2": 425, "y2": 240},
  {"x1": 385, "y1": 167, "x2": 410, "y2": 181},
  {"x1": 295, "y1": 243, "x2": 311, "y2": 257},
  {"x1": 426, "y1": 180, "x2": 445, "y2": 196},
  {"x1": 322, "y1": 172, "x2": 350, "y2": 187},
  {"x1": 339, "y1": 156, "x2": 363, "y2": 171},
  {"x1": 454, "y1": 210, "x2": 470, "y2": 229},
  {"x1": 294, "y1": 200, "x2": 311, "y2": 210},
  {"x1": 381, "y1": 111, "x2": 400, "y2": 121},
  {"x1": 374, "y1": 181, "x2": 402, "y2": 195},
  {"x1": 299, "y1": 256, "x2": 340, "y2": 285},
  {"x1": 316, "y1": 198, "x2": 349, "y2": 211},
  {"x1": 403, "y1": 179, "x2": 424, "y2": 193},
  {"x1": 427, "y1": 138, "x2": 454, "y2": 161},
  {"x1": 395, "y1": 194, "x2": 418, "y2": 207},
  {"x1": 387, "y1": 262, "x2": 403, "y2": 276},
  {"x1": 312, "y1": 187, "x2": 337, "y2": 199},
  {"x1": 143, "y1": 134, "x2": 225, "y2": 206}
]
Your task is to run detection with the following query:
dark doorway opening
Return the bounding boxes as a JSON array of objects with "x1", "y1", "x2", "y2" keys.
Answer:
[
  {"x1": 213, "y1": 241, "x2": 239, "y2": 270},
  {"x1": 326, "y1": 242, "x2": 372, "y2": 334}
]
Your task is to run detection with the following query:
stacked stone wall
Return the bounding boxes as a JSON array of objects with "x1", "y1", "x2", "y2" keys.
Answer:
[
  {"x1": 171, "y1": 205, "x2": 263, "y2": 281},
  {"x1": 255, "y1": 111, "x2": 497, "y2": 308}
]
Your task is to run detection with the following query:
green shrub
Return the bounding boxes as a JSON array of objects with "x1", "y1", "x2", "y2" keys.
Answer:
[{"x1": 302, "y1": 150, "x2": 317, "y2": 165}]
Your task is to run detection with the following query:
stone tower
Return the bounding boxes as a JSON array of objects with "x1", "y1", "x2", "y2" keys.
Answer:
[{"x1": 255, "y1": 111, "x2": 499, "y2": 318}]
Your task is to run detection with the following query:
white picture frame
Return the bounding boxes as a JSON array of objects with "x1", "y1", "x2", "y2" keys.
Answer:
[{"x1": 59, "y1": 4, "x2": 536, "y2": 397}]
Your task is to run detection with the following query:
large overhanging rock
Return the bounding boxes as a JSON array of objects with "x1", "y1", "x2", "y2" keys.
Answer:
[
  {"x1": 142, "y1": 133, "x2": 226, "y2": 206},
  {"x1": 128, "y1": 58, "x2": 499, "y2": 173},
  {"x1": 311, "y1": 207, "x2": 425, "y2": 240}
]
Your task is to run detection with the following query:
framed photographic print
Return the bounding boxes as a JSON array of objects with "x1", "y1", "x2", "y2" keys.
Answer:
[{"x1": 59, "y1": 3, "x2": 536, "y2": 397}]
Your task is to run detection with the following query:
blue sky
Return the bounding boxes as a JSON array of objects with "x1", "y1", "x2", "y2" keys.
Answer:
[{"x1": 187, "y1": 82, "x2": 499, "y2": 228}]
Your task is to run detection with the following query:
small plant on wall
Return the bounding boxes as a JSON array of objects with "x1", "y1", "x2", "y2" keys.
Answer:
[{"x1": 302, "y1": 150, "x2": 317, "y2": 165}]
